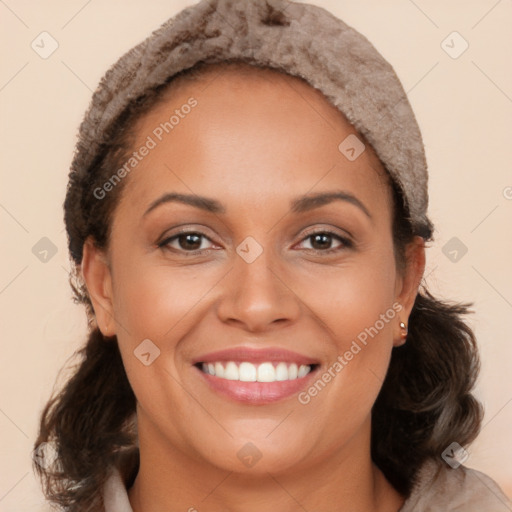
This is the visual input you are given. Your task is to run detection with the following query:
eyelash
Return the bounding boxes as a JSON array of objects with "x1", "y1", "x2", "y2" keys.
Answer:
[{"x1": 157, "y1": 228, "x2": 353, "y2": 256}]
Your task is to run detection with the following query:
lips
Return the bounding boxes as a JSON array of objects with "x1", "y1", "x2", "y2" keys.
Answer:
[
  {"x1": 192, "y1": 347, "x2": 320, "y2": 404},
  {"x1": 192, "y1": 346, "x2": 319, "y2": 366}
]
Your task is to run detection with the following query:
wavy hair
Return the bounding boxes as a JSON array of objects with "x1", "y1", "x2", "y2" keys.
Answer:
[{"x1": 33, "y1": 61, "x2": 483, "y2": 510}]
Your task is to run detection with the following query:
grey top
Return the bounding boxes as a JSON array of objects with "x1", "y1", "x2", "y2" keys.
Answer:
[{"x1": 102, "y1": 458, "x2": 512, "y2": 511}]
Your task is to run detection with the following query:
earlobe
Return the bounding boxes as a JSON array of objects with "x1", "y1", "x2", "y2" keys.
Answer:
[
  {"x1": 393, "y1": 319, "x2": 408, "y2": 347},
  {"x1": 81, "y1": 238, "x2": 116, "y2": 337}
]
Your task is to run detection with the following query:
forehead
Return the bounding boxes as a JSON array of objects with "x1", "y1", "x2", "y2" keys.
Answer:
[{"x1": 115, "y1": 63, "x2": 391, "y2": 217}]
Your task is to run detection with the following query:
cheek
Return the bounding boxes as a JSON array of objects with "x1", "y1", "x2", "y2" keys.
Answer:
[
  {"x1": 109, "y1": 260, "x2": 221, "y2": 430},
  {"x1": 109, "y1": 256, "x2": 227, "y2": 404},
  {"x1": 292, "y1": 241, "x2": 398, "y2": 430},
  {"x1": 295, "y1": 240, "x2": 397, "y2": 344},
  {"x1": 111, "y1": 259, "x2": 222, "y2": 341}
]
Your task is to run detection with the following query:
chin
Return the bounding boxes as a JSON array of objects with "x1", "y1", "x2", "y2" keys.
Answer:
[{"x1": 192, "y1": 435, "x2": 311, "y2": 476}]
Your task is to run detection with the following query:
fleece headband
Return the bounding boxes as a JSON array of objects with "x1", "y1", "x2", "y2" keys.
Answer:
[{"x1": 68, "y1": 0, "x2": 431, "y2": 257}]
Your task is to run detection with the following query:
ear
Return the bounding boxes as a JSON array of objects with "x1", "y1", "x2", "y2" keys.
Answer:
[
  {"x1": 394, "y1": 236, "x2": 426, "y2": 346},
  {"x1": 81, "y1": 237, "x2": 116, "y2": 336}
]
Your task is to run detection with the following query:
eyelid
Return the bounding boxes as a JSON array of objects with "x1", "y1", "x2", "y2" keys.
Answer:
[
  {"x1": 157, "y1": 225, "x2": 217, "y2": 244},
  {"x1": 298, "y1": 223, "x2": 353, "y2": 242},
  {"x1": 295, "y1": 227, "x2": 353, "y2": 251},
  {"x1": 299, "y1": 224, "x2": 352, "y2": 240},
  {"x1": 157, "y1": 230, "x2": 219, "y2": 253}
]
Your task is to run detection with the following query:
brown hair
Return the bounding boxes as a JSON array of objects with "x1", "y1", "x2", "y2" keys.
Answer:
[{"x1": 33, "y1": 61, "x2": 483, "y2": 510}]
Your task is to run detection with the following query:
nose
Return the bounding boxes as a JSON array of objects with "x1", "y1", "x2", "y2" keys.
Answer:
[{"x1": 216, "y1": 247, "x2": 302, "y2": 333}]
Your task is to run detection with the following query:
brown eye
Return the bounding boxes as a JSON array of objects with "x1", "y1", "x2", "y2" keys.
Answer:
[
  {"x1": 176, "y1": 233, "x2": 203, "y2": 250},
  {"x1": 158, "y1": 231, "x2": 215, "y2": 253},
  {"x1": 310, "y1": 233, "x2": 334, "y2": 250},
  {"x1": 298, "y1": 230, "x2": 352, "y2": 253}
]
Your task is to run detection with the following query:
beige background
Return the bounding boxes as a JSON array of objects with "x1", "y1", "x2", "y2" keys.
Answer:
[{"x1": 1, "y1": 0, "x2": 511, "y2": 509}]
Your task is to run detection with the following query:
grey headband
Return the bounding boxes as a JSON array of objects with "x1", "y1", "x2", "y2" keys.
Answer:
[{"x1": 70, "y1": 0, "x2": 431, "y2": 245}]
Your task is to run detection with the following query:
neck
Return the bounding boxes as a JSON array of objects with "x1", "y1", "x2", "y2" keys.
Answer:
[{"x1": 128, "y1": 414, "x2": 405, "y2": 512}]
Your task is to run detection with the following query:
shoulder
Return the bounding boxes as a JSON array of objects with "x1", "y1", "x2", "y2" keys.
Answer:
[{"x1": 400, "y1": 458, "x2": 512, "y2": 512}]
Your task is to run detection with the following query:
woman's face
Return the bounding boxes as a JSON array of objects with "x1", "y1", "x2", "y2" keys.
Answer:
[{"x1": 84, "y1": 65, "x2": 424, "y2": 475}]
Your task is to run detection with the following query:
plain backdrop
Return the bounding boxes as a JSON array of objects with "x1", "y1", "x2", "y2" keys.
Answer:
[{"x1": 1, "y1": 0, "x2": 511, "y2": 510}]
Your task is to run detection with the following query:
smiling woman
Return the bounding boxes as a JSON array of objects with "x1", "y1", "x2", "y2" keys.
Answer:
[{"x1": 32, "y1": 1, "x2": 511, "y2": 512}]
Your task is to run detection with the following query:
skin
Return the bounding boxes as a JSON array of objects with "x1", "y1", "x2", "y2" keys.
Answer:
[{"x1": 82, "y1": 64, "x2": 425, "y2": 512}]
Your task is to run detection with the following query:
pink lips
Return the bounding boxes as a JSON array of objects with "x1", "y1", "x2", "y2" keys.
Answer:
[
  {"x1": 192, "y1": 346, "x2": 320, "y2": 404},
  {"x1": 192, "y1": 346, "x2": 319, "y2": 366}
]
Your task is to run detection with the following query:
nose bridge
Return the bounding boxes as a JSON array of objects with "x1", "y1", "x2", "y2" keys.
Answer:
[{"x1": 216, "y1": 238, "x2": 300, "y2": 330}]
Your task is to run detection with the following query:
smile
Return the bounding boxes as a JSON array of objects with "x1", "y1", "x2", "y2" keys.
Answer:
[
  {"x1": 199, "y1": 361, "x2": 313, "y2": 382},
  {"x1": 192, "y1": 346, "x2": 320, "y2": 404}
]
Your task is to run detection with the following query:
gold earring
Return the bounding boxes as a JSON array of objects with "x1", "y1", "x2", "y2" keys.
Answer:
[{"x1": 399, "y1": 321, "x2": 408, "y2": 340}]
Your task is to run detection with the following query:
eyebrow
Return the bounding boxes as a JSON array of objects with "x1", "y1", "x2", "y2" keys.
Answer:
[
  {"x1": 144, "y1": 193, "x2": 226, "y2": 216},
  {"x1": 290, "y1": 191, "x2": 371, "y2": 218},
  {"x1": 143, "y1": 190, "x2": 371, "y2": 219}
]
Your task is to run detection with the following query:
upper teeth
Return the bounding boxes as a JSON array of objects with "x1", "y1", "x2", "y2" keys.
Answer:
[{"x1": 201, "y1": 361, "x2": 312, "y2": 382}]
